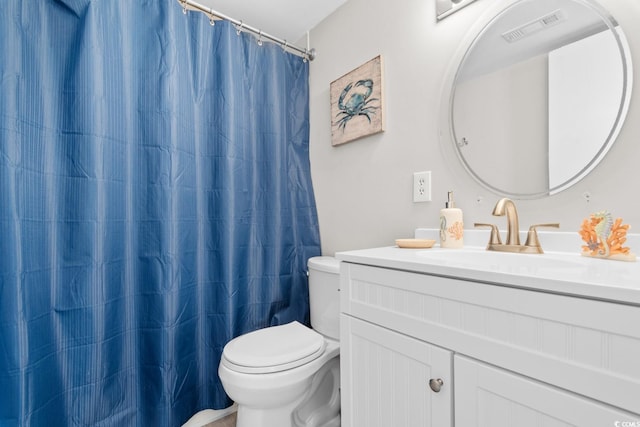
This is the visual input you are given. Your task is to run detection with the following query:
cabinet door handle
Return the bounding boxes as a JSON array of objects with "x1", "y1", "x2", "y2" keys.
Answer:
[{"x1": 429, "y1": 378, "x2": 444, "y2": 393}]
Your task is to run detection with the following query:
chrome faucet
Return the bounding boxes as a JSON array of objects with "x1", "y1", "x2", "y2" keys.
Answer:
[{"x1": 475, "y1": 198, "x2": 559, "y2": 254}]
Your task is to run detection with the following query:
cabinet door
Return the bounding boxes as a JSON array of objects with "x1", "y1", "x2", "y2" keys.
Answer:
[
  {"x1": 340, "y1": 315, "x2": 452, "y2": 427},
  {"x1": 455, "y1": 355, "x2": 640, "y2": 427}
]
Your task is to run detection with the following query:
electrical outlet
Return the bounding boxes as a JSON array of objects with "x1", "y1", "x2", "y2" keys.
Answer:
[{"x1": 413, "y1": 171, "x2": 431, "y2": 202}]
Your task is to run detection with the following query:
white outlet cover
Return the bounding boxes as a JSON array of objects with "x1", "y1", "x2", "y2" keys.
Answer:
[{"x1": 413, "y1": 171, "x2": 431, "y2": 202}]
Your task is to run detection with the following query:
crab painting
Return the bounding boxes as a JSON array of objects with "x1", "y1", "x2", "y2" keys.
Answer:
[
  {"x1": 329, "y1": 55, "x2": 384, "y2": 146},
  {"x1": 334, "y1": 79, "x2": 379, "y2": 131}
]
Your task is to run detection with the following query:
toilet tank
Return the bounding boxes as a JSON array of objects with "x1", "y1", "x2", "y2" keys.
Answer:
[{"x1": 307, "y1": 256, "x2": 340, "y2": 341}]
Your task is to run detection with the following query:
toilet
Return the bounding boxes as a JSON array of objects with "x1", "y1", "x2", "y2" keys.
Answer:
[{"x1": 218, "y1": 256, "x2": 341, "y2": 427}]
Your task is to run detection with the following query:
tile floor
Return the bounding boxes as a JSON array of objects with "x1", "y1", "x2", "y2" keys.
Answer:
[{"x1": 204, "y1": 412, "x2": 236, "y2": 427}]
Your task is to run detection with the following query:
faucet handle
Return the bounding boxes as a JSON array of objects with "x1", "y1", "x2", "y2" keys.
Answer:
[
  {"x1": 474, "y1": 223, "x2": 502, "y2": 246},
  {"x1": 524, "y1": 223, "x2": 560, "y2": 250}
]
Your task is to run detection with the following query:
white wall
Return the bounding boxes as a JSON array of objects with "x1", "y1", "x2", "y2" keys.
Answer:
[
  {"x1": 309, "y1": 0, "x2": 640, "y2": 255},
  {"x1": 548, "y1": 29, "x2": 624, "y2": 189},
  {"x1": 454, "y1": 54, "x2": 549, "y2": 195}
]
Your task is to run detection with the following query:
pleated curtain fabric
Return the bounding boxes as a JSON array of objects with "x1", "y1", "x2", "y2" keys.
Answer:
[{"x1": 0, "y1": 1, "x2": 321, "y2": 425}]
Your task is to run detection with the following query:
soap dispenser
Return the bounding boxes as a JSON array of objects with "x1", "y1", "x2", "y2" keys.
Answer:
[{"x1": 440, "y1": 191, "x2": 464, "y2": 248}]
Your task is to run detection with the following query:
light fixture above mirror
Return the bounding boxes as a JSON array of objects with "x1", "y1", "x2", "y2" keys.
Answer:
[{"x1": 437, "y1": 0, "x2": 481, "y2": 20}]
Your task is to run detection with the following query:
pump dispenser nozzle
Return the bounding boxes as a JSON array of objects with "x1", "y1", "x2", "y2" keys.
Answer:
[{"x1": 446, "y1": 191, "x2": 455, "y2": 208}]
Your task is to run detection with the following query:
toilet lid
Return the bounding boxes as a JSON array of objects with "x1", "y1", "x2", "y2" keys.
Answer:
[{"x1": 222, "y1": 321, "x2": 326, "y2": 374}]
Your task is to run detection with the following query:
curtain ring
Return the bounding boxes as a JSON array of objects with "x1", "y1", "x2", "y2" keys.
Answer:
[
  {"x1": 282, "y1": 40, "x2": 288, "y2": 52},
  {"x1": 235, "y1": 21, "x2": 244, "y2": 35},
  {"x1": 257, "y1": 30, "x2": 263, "y2": 46},
  {"x1": 208, "y1": 14, "x2": 216, "y2": 26}
]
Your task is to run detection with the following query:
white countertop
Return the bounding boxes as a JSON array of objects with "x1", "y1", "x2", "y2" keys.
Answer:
[{"x1": 336, "y1": 230, "x2": 640, "y2": 306}]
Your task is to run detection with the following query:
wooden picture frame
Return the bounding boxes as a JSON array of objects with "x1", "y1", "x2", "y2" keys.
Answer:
[{"x1": 330, "y1": 55, "x2": 384, "y2": 146}]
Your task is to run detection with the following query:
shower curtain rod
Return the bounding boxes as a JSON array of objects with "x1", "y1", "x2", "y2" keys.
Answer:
[{"x1": 177, "y1": 0, "x2": 316, "y2": 61}]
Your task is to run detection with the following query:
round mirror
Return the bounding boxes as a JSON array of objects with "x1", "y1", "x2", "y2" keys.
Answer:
[{"x1": 450, "y1": 0, "x2": 632, "y2": 199}]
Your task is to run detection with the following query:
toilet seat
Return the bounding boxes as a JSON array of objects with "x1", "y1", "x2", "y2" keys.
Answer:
[{"x1": 222, "y1": 321, "x2": 326, "y2": 374}]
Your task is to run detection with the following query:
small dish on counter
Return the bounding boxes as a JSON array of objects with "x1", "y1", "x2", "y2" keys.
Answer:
[{"x1": 395, "y1": 238, "x2": 436, "y2": 249}]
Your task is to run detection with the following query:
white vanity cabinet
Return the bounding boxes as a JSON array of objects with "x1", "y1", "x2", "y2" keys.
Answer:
[
  {"x1": 340, "y1": 315, "x2": 452, "y2": 427},
  {"x1": 338, "y1": 257, "x2": 640, "y2": 427},
  {"x1": 455, "y1": 355, "x2": 636, "y2": 426}
]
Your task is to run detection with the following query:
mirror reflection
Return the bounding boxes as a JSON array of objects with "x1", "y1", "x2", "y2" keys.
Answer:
[{"x1": 451, "y1": 0, "x2": 632, "y2": 198}]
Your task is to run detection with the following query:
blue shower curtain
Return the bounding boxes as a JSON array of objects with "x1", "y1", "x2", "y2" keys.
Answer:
[{"x1": 0, "y1": 1, "x2": 320, "y2": 425}]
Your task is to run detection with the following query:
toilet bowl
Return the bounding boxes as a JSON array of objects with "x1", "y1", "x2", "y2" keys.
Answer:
[{"x1": 218, "y1": 256, "x2": 341, "y2": 427}]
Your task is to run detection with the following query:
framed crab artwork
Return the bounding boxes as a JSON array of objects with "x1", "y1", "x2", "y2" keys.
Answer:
[{"x1": 330, "y1": 55, "x2": 385, "y2": 146}]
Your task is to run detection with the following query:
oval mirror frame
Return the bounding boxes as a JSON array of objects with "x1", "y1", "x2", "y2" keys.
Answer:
[{"x1": 448, "y1": 0, "x2": 633, "y2": 199}]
